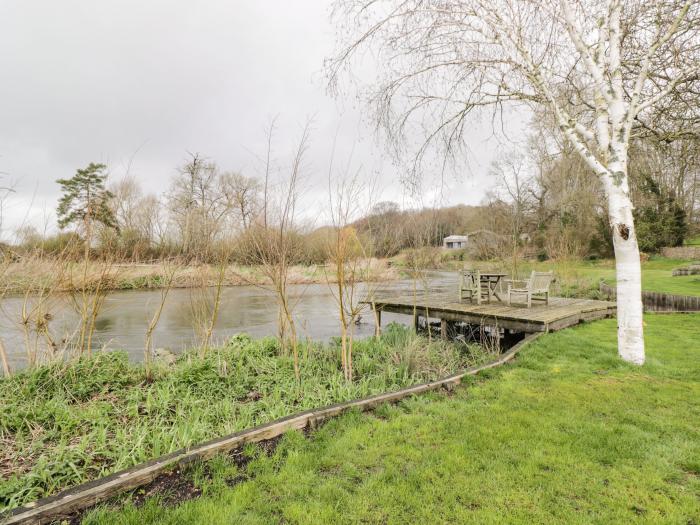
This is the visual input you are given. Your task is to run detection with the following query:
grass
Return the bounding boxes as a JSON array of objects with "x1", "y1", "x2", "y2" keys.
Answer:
[
  {"x1": 0, "y1": 326, "x2": 491, "y2": 512},
  {"x1": 432, "y1": 255, "x2": 700, "y2": 298},
  {"x1": 555, "y1": 257, "x2": 700, "y2": 297},
  {"x1": 82, "y1": 314, "x2": 700, "y2": 524}
]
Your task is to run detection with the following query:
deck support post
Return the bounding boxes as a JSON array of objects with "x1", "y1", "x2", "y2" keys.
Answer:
[
  {"x1": 373, "y1": 305, "x2": 382, "y2": 338},
  {"x1": 441, "y1": 318, "x2": 448, "y2": 340},
  {"x1": 413, "y1": 311, "x2": 419, "y2": 332}
]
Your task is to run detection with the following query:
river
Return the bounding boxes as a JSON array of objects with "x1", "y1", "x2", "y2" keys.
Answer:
[{"x1": 1, "y1": 273, "x2": 457, "y2": 371}]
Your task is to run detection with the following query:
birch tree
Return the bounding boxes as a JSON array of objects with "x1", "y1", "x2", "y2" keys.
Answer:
[{"x1": 329, "y1": 0, "x2": 700, "y2": 364}]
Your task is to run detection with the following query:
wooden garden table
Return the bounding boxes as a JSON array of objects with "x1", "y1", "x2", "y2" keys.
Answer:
[{"x1": 479, "y1": 273, "x2": 508, "y2": 303}]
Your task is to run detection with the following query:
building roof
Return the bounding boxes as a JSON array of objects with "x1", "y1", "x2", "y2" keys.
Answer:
[{"x1": 444, "y1": 235, "x2": 469, "y2": 241}]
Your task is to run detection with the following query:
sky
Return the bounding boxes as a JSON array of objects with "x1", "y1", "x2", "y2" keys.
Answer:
[{"x1": 0, "y1": 0, "x2": 527, "y2": 239}]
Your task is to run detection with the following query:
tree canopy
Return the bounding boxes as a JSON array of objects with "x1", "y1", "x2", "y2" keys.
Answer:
[{"x1": 56, "y1": 162, "x2": 117, "y2": 232}]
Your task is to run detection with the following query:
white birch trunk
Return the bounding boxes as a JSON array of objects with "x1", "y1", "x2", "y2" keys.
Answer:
[{"x1": 607, "y1": 173, "x2": 645, "y2": 365}]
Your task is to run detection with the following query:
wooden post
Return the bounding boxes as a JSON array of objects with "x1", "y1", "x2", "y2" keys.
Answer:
[
  {"x1": 413, "y1": 312, "x2": 419, "y2": 332},
  {"x1": 441, "y1": 318, "x2": 448, "y2": 340},
  {"x1": 372, "y1": 302, "x2": 381, "y2": 338}
]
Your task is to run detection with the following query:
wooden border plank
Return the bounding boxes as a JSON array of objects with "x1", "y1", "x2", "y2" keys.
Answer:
[{"x1": 1, "y1": 334, "x2": 541, "y2": 525}]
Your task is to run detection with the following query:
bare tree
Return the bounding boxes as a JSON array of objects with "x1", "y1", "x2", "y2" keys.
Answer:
[
  {"x1": 329, "y1": 0, "x2": 700, "y2": 364},
  {"x1": 137, "y1": 194, "x2": 168, "y2": 249},
  {"x1": 219, "y1": 172, "x2": 262, "y2": 230},
  {"x1": 0, "y1": 176, "x2": 16, "y2": 244},
  {"x1": 363, "y1": 201, "x2": 405, "y2": 257},
  {"x1": 0, "y1": 247, "x2": 12, "y2": 376},
  {"x1": 242, "y1": 121, "x2": 312, "y2": 382},
  {"x1": 488, "y1": 151, "x2": 535, "y2": 275},
  {"x1": 168, "y1": 154, "x2": 229, "y2": 258},
  {"x1": 325, "y1": 164, "x2": 378, "y2": 381},
  {"x1": 188, "y1": 250, "x2": 230, "y2": 358},
  {"x1": 144, "y1": 258, "x2": 180, "y2": 376},
  {"x1": 0, "y1": 337, "x2": 9, "y2": 377},
  {"x1": 110, "y1": 175, "x2": 142, "y2": 234}
]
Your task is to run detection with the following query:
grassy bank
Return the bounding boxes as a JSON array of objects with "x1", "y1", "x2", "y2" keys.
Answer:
[
  {"x1": 83, "y1": 314, "x2": 700, "y2": 524},
  {"x1": 0, "y1": 259, "x2": 397, "y2": 295},
  {"x1": 0, "y1": 326, "x2": 491, "y2": 512}
]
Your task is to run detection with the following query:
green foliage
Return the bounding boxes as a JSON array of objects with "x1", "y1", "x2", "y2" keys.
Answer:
[
  {"x1": 634, "y1": 174, "x2": 688, "y2": 252},
  {"x1": 0, "y1": 327, "x2": 487, "y2": 511},
  {"x1": 84, "y1": 314, "x2": 700, "y2": 524},
  {"x1": 588, "y1": 214, "x2": 614, "y2": 258},
  {"x1": 115, "y1": 274, "x2": 167, "y2": 290},
  {"x1": 56, "y1": 163, "x2": 118, "y2": 232}
]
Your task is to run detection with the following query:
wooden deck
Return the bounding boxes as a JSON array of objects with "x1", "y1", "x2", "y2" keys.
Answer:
[{"x1": 369, "y1": 292, "x2": 616, "y2": 333}]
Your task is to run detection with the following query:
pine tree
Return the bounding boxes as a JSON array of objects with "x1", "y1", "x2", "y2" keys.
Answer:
[{"x1": 56, "y1": 162, "x2": 118, "y2": 234}]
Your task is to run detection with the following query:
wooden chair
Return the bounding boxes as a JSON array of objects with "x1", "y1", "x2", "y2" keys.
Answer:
[
  {"x1": 459, "y1": 269, "x2": 482, "y2": 304},
  {"x1": 506, "y1": 271, "x2": 554, "y2": 307}
]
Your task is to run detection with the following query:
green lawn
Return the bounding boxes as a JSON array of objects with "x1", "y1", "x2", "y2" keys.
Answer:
[
  {"x1": 521, "y1": 257, "x2": 700, "y2": 297},
  {"x1": 430, "y1": 253, "x2": 700, "y2": 297},
  {"x1": 84, "y1": 314, "x2": 700, "y2": 524}
]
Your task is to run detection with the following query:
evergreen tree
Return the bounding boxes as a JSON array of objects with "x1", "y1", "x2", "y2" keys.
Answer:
[
  {"x1": 56, "y1": 163, "x2": 118, "y2": 233},
  {"x1": 633, "y1": 174, "x2": 688, "y2": 253}
]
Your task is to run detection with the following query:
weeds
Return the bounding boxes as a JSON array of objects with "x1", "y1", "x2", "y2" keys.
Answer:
[{"x1": 0, "y1": 324, "x2": 488, "y2": 512}]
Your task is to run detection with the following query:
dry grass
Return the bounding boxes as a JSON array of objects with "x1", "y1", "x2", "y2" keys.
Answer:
[{"x1": 1, "y1": 259, "x2": 398, "y2": 295}]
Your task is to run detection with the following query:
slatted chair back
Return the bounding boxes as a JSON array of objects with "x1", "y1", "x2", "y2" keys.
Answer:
[
  {"x1": 528, "y1": 271, "x2": 554, "y2": 293},
  {"x1": 459, "y1": 269, "x2": 481, "y2": 303},
  {"x1": 507, "y1": 270, "x2": 554, "y2": 307}
]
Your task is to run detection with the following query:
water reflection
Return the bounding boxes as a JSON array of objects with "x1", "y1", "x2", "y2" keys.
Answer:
[{"x1": 1, "y1": 273, "x2": 457, "y2": 370}]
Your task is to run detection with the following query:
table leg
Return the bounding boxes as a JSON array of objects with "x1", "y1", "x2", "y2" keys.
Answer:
[{"x1": 492, "y1": 278, "x2": 503, "y2": 302}]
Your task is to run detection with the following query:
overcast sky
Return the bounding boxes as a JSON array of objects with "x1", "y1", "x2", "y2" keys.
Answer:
[{"x1": 0, "y1": 0, "x2": 527, "y2": 238}]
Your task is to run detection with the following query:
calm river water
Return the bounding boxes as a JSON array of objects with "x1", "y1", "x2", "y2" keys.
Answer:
[{"x1": 1, "y1": 273, "x2": 457, "y2": 370}]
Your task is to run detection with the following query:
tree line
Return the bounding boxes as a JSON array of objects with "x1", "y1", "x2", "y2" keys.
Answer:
[{"x1": 6, "y1": 128, "x2": 698, "y2": 265}]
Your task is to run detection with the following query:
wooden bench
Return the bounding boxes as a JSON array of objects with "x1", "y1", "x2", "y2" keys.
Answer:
[{"x1": 506, "y1": 271, "x2": 554, "y2": 307}]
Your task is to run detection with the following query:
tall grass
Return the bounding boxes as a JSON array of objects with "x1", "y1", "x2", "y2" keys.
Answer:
[{"x1": 0, "y1": 325, "x2": 489, "y2": 512}]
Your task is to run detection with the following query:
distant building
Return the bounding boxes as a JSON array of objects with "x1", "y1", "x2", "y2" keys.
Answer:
[{"x1": 443, "y1": 235, "x2": 469, "y2": 249}]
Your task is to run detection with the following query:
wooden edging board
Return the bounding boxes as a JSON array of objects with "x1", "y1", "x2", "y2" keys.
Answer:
[
  {"x1": 2, "y1": 332, "x2": 542, "y2": 525},
  {"x1": 599, "y1": 282, "x2": 700, "y2": 312}
]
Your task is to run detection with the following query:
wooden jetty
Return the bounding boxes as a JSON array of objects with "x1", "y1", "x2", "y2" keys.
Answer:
[{"x1": 369, "y1": 292, "x2": 616, "y2": 334}]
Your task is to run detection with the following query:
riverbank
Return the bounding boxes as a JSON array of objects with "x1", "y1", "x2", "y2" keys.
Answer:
[
  {"x1": 0, "y1": 258, "x2": 398, "y2": 295},
  {"x1": 0, "y1": 326, "x2": 491, "y2": 512},
  {"x1": 83, "y1": 313, "x2": 700, "y2": 524},
  {"x1": 4, "y1": 253, "x2": 697, "y2": 299},
  {"x1": 391, "y1": 252, "x2": 700, "y2": 298}
]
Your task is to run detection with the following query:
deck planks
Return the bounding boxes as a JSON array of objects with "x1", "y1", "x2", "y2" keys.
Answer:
[{"x1": 368, "y1": 292, "x2": 616, "y2": 333}]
